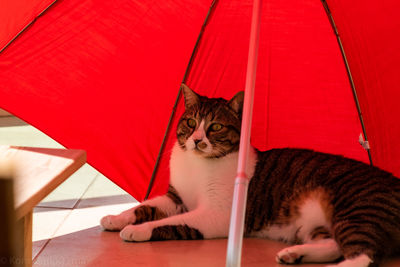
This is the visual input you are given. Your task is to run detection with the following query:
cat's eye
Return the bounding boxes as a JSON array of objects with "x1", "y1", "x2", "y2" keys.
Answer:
[
  {"x1": 210, "y1": 123, "x2": 223, "y2": 131},
  {"x1": 187, "y1": 118, "x2": 197, "y2": 128}
]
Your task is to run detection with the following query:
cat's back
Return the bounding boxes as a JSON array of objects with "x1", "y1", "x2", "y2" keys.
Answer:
[{"x1": 253, "y1": 147, "x2": 399, "y2": 188}]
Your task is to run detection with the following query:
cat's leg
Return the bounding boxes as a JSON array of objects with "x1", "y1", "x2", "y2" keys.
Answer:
[
  {"x1": 119, "y1": 207, "x2": 229, "y2": 242},
  {"x1": 327, "y1": 219, "x2": 384, "y2": 267},
  {"x1": 325, "y1": 254, "x2": 372, "y2": 267},
  {"x1": 276, "y1": 238, "x2": 342, "y2": 264},
  {"x1": 101, "y1": 186, "x2": 186, "y2": 231}
]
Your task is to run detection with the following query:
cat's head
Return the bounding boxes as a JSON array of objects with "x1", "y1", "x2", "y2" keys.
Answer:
[{"x1": 176, "y1": 83, "x2": 244, "y2": 158}]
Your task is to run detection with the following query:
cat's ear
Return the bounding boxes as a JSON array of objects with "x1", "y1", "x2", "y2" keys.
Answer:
[
  {"x1": 228, "y1": 91, "x2": 244, "y2": 115},
  {"x1": 181, "y1": 83, "x2": 199, "y2": 108}
]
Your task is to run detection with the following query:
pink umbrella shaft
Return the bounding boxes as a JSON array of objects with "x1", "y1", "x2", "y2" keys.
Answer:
[{"x1": 226, "y1": 0, "x2": 262, "y2": 265}]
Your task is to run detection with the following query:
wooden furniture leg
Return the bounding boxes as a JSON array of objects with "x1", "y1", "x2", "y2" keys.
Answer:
[
  {"x1": 16, "y1": 211, "x2": 33, "y2": 267},
  {"x1": 0, "y1": 146, "x2": 86, "y2": 267},
  {"x1": 0, "y1": 161, "x2": 20, "y2": 267}
]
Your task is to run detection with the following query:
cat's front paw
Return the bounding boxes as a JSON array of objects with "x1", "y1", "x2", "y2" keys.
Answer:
[
  {"x1": 120, "y1": 223, "x2": 153, "y2": 242},
  {"x1": 101, "y1": 214, "x2": 131, "y2": 231},
  {"x1": 276, "y1": 247, "x2": 304, "y2": 265}
]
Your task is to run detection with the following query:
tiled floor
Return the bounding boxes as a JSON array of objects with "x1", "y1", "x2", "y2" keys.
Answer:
[
  {"x1": 2, "y1": 115, "x2": 400, "y2": 266},
  {"x1": 0, "y1": 115, "x2": 138, "y2": 264}
]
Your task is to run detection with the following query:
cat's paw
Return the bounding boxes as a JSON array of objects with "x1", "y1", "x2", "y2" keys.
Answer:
[
  {"x1": 276, "y1": 247, "x2": 304, "y2": 265},
  {"x1": 120, "y1": 223, "x2": 153, "y2": 242},
  {"x1": 100, "y1": 214, "x2": 132, "y2": 231}
]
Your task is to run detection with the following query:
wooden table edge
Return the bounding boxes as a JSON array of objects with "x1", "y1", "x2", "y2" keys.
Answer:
[{"x1": 14, "y1": 149, "x2": 87, "y2": 220}]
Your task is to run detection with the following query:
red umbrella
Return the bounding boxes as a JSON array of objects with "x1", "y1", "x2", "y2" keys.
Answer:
[{"x1": 1, "y1": 0, "x2": 400, "y2": 261}]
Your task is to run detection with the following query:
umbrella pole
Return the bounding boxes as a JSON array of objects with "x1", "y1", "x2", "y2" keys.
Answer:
[{"x1": 226, "y1": 0, "x2": 262, "y2": 266}]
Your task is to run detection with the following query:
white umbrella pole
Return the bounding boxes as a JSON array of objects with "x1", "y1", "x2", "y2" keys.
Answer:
[{"x1": 226, "y1": 0, "x2": 262, "y2": 266}]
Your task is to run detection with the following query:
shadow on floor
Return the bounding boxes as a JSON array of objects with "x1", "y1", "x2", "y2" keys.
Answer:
[
  {"x1": 0, "y1": 116, "x2": 28, "y2": 127},
  {"x1": 36, "y1": 194, "x2": 137, "y2": 212}
]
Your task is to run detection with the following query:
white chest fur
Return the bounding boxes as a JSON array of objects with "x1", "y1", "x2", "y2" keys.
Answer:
[{"x1": 169, "y1": 142, "x2": 257, "y2": 212}]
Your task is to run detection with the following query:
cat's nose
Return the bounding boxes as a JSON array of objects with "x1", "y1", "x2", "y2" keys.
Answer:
[
  {"x1": 194, "y1": 139, "x2": 207, "y2": 150},
  {"x1": 194, "y1": 139, "x2": 202, "y2": 145}
]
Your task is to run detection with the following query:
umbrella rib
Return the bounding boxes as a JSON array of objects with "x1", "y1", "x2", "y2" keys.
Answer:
[
  {"x1": 321, "y1": 0, "x2": 373, "y2": 166},
  {"x1": 144, "y1": 0, "x2": 219, "y2": 200},
  {"x1": 0, "y1": 0, "x2": 59, "y2": 54}
]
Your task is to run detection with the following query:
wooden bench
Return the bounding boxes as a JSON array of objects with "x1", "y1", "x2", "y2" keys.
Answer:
[{"x1": 0, "y1": 146, "x2": 86, "y2": 267}]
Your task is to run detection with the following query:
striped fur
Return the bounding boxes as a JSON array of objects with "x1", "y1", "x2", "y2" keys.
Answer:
[
  {"x1": 150, "y1": 225, "x2": 204, "y2": 241},
  {"x1": 246, "y1": 148, "x2": 400, "y2": 266},
  {"x1": 101, "y1": 85, "x2": 400, "y2": 266},
  {"x1": 166, "y1": 185, "x2": 185, "y2": 206},
  {"x1": 133, "y1": 205, "x2": 168, "y2": 225}
]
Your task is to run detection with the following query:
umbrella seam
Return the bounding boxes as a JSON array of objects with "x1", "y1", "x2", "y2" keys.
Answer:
[
  {"x1": 0, "y1": 0, "x2": 59, "y2": 54},
  {"x1": 144, "y1": 0, "x2": 220, "y2": 200}
]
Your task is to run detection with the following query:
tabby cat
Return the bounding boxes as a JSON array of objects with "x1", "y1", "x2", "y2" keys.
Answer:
[{"x1": 101, "y1": 84, "x2": 400, "y2": 267}]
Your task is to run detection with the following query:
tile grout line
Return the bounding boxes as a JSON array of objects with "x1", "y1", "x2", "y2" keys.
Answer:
[
  {"x1": 72, "y1": 173, "x2": 100, "y2": 209},
  {"x1": 33, "y1": 173, "x2": 100, "y2": 265},
  {"x1": 32, "y1": 208, "x2": 74, "y2": 264},
  {"x1": 32, "y1": 239, "x2": 51, "y2": 264},
  {"x1": 35, "y1": 206, "x2": 74, "y2": 210}
]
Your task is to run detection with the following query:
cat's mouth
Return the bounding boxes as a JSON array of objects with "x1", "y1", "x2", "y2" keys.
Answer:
[
  {"x1": 193, "y1": 144, "x2": 211, "y2": 157},
  {"x1": 194, "y1": 146, "x2": 205, "y2": 154},
  {"x1": 195, "y1": 142, "x2": 207, "y2": 150},
  {"x1": 187, "y1": 138, "x2": 212, "y2": 156}
]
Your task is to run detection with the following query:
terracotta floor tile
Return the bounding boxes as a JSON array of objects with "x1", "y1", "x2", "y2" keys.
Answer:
[
  {"x1": 33, "y1": 231, "x2": 400, "y2": 267},
  {"x1": 33, "y1": 208, "x2": 73, "y2": 259},
  {"x1": 32, "y1": 240, "x2": 48, "y2": 261}
]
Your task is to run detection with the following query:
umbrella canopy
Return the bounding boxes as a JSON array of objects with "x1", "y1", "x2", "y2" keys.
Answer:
[{"x1": 1, "y1": 0, "x2": 399, "y2": 202}]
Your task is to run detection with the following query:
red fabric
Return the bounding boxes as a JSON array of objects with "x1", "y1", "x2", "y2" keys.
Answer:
[
  {"x1": 0, "y1": 0, "x2": 212, "y2": 200},
  {"x1": 328, "y1": 0, "x2": 400, "y2": 181},
  {"x1": 0, "y1": 0, "x2": 55, "y2": 50},
  {"x1": 151, "y1": 0, "x2": 369, "y2": 198},
  {"x1": 0, "y1": 0, "x2": 399, "y2": 201}
]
